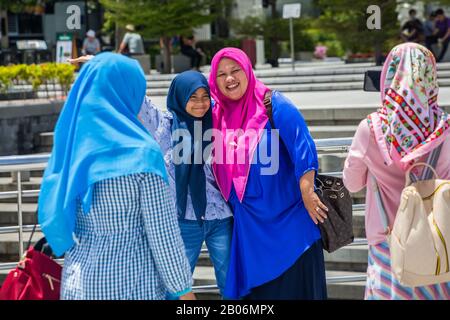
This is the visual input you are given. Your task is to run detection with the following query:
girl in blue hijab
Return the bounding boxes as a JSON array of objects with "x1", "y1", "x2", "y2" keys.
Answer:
[
  {"x1": 38, "y1": 53, "x2": 194, "y2": 299},
  {"x1": 139, "y1": 70, "x2": 233, "y2": 298}
]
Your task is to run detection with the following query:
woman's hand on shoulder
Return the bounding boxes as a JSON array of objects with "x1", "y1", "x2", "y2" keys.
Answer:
[{"x1": 67, "y1": 55, "x2": 94, "y2": 65}]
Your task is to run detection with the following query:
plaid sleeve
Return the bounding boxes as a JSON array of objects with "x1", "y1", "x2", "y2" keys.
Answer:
[
  {"x1": 140, "y1": 173, "x2": 193, "y2": 296},
  {"x1": 138, "y1": 96, "x2": 162, "y2": 136}
]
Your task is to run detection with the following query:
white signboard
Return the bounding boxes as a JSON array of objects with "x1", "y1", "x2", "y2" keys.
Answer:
[
  {"x1": 283, "y1": 3, "x2": 301, "y2": 19},
  {"x1": 56, "y1": 40, "x2": 73, "y2": 63}
]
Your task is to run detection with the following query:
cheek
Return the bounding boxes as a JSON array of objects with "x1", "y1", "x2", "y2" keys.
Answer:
[
  {"x1": 185, "y1": 102, "x2": 194, "y2": 114},
  {"x1": 217, "y1": 79, "x2": 227, "y2": 94}
]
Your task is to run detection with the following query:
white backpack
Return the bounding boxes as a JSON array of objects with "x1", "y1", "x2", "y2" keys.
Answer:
[{"x1": 372, "y1": 145, "x2": 450, "y2": 287}]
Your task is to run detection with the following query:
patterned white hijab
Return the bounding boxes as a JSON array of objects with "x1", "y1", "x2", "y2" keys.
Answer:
[{"x1": 369, "y1": 43, "x2": 450, "y2": 170}]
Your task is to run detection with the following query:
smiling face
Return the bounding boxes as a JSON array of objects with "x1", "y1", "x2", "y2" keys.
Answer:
[
  {"x1": 185, "y1": 87, "x2": 210, "y2": 118},
  {"x1": 216, "y1": 58, "x2": 249, "y2": 101}
]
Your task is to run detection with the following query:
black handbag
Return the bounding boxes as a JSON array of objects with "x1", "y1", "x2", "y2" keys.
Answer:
[
  {"x1": 315, "y1": 174, "x2": 354, "y2": 253},
  {"x1": 263, "y1": 91, "x2": 354, "y2": 253}
]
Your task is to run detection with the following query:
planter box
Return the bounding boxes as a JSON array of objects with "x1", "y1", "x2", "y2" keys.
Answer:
[{"x1": 0, "y1": 90, "x2": 36, "y2": 101}]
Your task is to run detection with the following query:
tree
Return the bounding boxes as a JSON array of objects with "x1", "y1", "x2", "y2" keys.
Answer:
[
  {"x1": 100, "y1": 0, "x2": 216, "y2": 73},
  {"x1": 316, "y1": 0, "x2": 399, "y2": 65}
]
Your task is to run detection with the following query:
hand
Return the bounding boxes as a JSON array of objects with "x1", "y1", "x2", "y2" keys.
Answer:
[
  {"x1": 302, "y1": 190, "x2": 328, "y2": 225},
  {"x1": 179, "y1": 291, "x2": 196, "y2": 300},
  {"x1": 299, "y1": 171, "x2": 328, "y2": 225},
  {"x1": 67, "y1": 55, "x2": 94, "y2": 65}
]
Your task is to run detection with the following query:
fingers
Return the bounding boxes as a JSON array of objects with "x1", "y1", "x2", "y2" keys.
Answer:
[{"x1": 308, "y1": 211, "x2": 319, "y2": 225}]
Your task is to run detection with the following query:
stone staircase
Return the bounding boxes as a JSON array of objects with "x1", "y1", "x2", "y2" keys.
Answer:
[
  {"x1": 9, "y1": 62, "x2": 450, "y2": 97},
  {"x1": 0, "y1": 152, "x2": 369, "y2": 300}
]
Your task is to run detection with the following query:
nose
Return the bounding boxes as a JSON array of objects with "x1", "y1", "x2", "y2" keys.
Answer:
[{"x1": 225, "y1": 74, "x2": 235, "y2": 83}]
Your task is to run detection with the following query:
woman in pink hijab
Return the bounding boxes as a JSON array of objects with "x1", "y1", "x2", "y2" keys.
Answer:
[
  {"x1": 208, "y1": 47, "x2": 328, "y2": 300},
  {"x1": 344, "y1": 43, "x2": 450, "y2": 299}
]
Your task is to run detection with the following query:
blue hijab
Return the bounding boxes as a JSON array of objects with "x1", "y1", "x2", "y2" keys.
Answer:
[
  {"x1": 167, "y1": 71, "x2": 212, "y2": 222},
  {"x1": 38, "y1": 53, "x2": 167, "y2": 257}
]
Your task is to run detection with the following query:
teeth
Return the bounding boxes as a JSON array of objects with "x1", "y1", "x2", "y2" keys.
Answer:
[{"x1": 227, "y1": 83, "x2": 238, "y2": 89}]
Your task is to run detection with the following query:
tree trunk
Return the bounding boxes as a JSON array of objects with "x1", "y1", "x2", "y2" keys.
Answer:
[
  {"x1": 374, "y1": 39, "x2": 382, "y2": 66},
  {"x1": 0, "y1": 10, "x2": 9, "y2": 49},
  {"x1": 162, "y1": 36, "x2": 172, "y2": 74}
]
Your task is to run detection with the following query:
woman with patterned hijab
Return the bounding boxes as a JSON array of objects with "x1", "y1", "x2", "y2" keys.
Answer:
[{"x1": 344, "y1": 43, "x2": 450, "y2": 299}]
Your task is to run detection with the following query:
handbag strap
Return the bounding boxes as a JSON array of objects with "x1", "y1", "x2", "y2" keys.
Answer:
[
  {"x1": 263, "y1": 90, "x2": 275, "y2": 129},
  {"x1": 25, "y1": 211, "x2": 38, "y2": 252}
]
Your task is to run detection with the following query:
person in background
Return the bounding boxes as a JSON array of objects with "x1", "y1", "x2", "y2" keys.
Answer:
[
  {"x1": 118, "y1": 24, "x2": 145, "y2": 56},
  {"x1": 424, "y1": 11, "x2": 439, "y2": 58},
  {"x1": 343, "y1": 43, "x2": 450, "y2": 300},
  {"x1": 39, "y1": 52, "x2": 195, "y2": 300},
  {"x1": 435, "y1": 8, "x2": 450, "y2": 62},
  {"x1": 180, "y1": 35, "x2": 204, "y2": 71},
  {"x1": 82, "y1": 30, "x2": 101, "y2": 56},
  {"x1": 209, "y1": 48, "x2": 328, "y2": 300},
  {"x1": 139, "y1": 71, "x2": 233, "y2": 299},
  {"x1": 400, "y1": 9, "x2": 424, "y2": 44}
]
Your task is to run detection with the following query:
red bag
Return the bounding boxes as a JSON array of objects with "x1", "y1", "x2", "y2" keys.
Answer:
[{"x1": 0, "y1": 238, "x2": 62, "y2": 300}]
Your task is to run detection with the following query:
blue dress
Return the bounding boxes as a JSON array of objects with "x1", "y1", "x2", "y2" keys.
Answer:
[{"x1": 224, "y1": 91, "x2": 325, "y2": 299}]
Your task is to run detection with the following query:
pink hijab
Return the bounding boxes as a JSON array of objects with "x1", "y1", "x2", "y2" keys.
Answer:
[
  {"x1": 208, "y1": 47, "x2": 270, "y2": 201},
  {"x1": 369, "y1": 43, "x2": 450, "y2": 171}
]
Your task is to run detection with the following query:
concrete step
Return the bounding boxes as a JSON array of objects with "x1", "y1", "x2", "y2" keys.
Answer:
[
  {"x1": 310, "y1": 125, "x2": 358, "y2": 139},
  {"x1": 352, "y1": 211, "x2": 366, "y2": 238},
  {"x1": 0, "y1": 231, "x2": 43, "y2": 262},
  {"x1": 192, "y1": 266, "x2": 365, "y2": 300},
  {"x1": 0, "y1": 203, "x2": 37, "y2": 226},
  {"x1": 324, "y1": 243, "x2": 368, "y2": 272},
  {"x1": 0, "y1": 177, "x2": 42, "y2": 191}
]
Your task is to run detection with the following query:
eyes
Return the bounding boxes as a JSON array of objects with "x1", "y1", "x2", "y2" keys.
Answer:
[
  {"x1": 217, "y1": 68, "x2": 242, "y2": 78},
  {"x1": 189, "y1": 95, "x2": 210, "y2": 103}
]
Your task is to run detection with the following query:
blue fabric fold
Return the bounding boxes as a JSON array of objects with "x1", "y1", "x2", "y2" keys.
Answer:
[{"x1": 38, "y1": 52, "x2": 167, "y2": 257}]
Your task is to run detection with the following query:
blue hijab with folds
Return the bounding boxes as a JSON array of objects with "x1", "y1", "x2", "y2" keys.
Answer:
[
  {"x1": 167, "y1": 71, "x2": 212, "y2": 222},
  {"x1": 38, "y1": 52, "x2": 167, "y2": 257}
]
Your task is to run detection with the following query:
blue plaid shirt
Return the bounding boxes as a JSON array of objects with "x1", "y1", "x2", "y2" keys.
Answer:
[{"x1": 61, "y1": 173, "x2": 192, "y2": 299}]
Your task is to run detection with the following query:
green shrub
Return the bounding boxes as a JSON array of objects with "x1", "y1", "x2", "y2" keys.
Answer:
[{"x1": 0, "y1": 63, "x2": 75, "y2": 98}]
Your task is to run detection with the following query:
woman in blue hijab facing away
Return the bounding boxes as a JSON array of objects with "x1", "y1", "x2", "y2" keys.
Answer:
[
  {"x1": 139, "y1": 70, "x2": 233, "y2": 298},
  {"x1": 38, "y1": 52, "x2": 195, "y2": 300}
]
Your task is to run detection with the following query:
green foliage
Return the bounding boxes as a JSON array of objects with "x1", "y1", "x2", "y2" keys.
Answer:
[
  {"x1": 0, "y1": 0, "x2": 48, "y2": 12},
  {"x1": 0, "y1": 63, "x2": 75, "y2": 97},
  {"x1": 232, "y1": 16, "x2": 317, "y2": 54},
  {"x1": 316, "y1": 0, "x2": 399, "y2": 54},
  {"x1": 0, "y1": 66, "x2": 14, "y2": 93},
  {"x1": 306, "y1": 27, "x2": 345, "y2": 57},
  {"x1": 100, "y1": 0, "x2": 216, "y2": 38},
  {"x1": 196, "y1": 38, "x2": 241, "y2": 63}
]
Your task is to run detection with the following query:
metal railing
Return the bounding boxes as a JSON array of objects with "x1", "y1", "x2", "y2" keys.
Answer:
[{"x1": 0, "y1": 137, "x2": 367, "y2": 291}]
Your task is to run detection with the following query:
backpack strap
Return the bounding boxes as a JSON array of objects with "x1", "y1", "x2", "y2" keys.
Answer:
[
  {"x1": 371, "y1": 142, "x2": 443, "y2": 236},
  {"x1": 420, "y1": 143, "x2": 443, "y2": 180}
]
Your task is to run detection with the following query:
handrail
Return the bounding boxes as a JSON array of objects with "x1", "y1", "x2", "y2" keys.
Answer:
[
  {"x1": 0, "y1": 137, "x2": 367, "y2": 290},
  {"x1": 0, "y1": 137, "x2": 353, "y2": 169}
]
